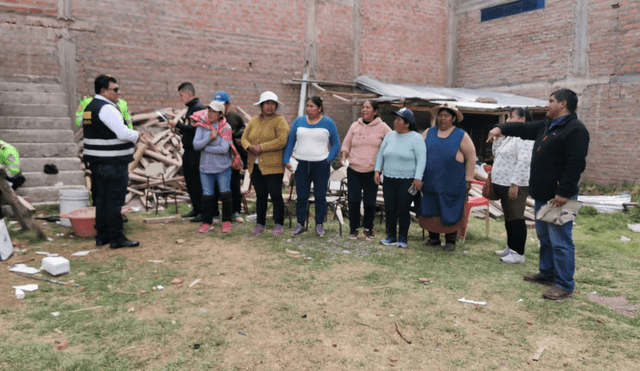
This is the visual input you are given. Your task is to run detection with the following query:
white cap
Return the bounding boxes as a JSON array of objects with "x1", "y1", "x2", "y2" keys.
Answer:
[
  {"x1": 254, "y1": 91, "x2": 284, "y2": 106},
  {"x1": 207, "y1": 100, "x2": 225, "y2": 113}
]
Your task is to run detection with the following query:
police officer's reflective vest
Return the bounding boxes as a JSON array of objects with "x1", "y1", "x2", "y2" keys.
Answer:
[
  {"x1": 0, "y1": 140, "x2": 20, "y2": 176},
  {"x1": 76, "y1": 96, "x2": 133, "y2": 129}
]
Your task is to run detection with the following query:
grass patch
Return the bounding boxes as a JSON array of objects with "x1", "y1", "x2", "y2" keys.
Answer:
[{"x1": 0, "y1": 200, "x2": 639, "y2": 370}]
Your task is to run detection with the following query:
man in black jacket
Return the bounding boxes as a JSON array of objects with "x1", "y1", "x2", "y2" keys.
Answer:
[
  {"x1": 169, "y1": 82, "x2": 205, "y2": 222},
  {"x1": 487, "y1": 89, "x2": 590, "y2": 300}
]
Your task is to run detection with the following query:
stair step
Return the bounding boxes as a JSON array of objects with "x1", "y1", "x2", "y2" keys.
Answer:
[
  {"x1": 20, "y1": 157, "x2": 83, "y2": 173},
  {"x1": 0, "y1": 103, "x2": 69, "y2": 117},
  {"x1": 0, "y1": 91, "x2": 68, "y2": 105},
  {"x1": 0, "y1": 74, "x2": 61, "y2": 84},
  {"x1": 21, "y1": 170, "x2": 85, "y2": 188},
  {"x1": 0, "y1": 116, "x2": 75, "y2": 130},
  {"x1": 16, "y1": 185, "x2": 89, "y2": 205},
  {"x1": 0, "y1": 129, "x2": 76, "y2": 144},
  {"x1": 0, "y1": 81, "x2": 64, "y2": 94},
  {"x1": 8, "y1": 143, "x2": 80, "y2": 158}
]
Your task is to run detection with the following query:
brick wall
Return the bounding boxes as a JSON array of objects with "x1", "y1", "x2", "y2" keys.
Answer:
[
  {"x1": 361, "y1": 0, "x2": 447, "y2": 85},
  {"x1": 0, "y1": 23, "x2": 61, "y2": 77},
  {"x1": 0, "y1": 0, "x2": 57, "y2": 15},
  {"x1": 456, "y1": 0, "x2": 640, "y2": 185}
]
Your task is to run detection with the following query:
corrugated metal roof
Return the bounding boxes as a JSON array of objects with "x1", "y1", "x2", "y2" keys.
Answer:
[{"x1": 356, "y1": 76, "x2": 548, "y2": 112}]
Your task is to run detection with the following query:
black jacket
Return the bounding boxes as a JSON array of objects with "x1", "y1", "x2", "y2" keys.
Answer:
[
  {"x1": 498, "y1": 113, "x2": 589, "y2": 202},
  {"x1": 176, "y1": 98, "x2": 205, "y2": 151}
]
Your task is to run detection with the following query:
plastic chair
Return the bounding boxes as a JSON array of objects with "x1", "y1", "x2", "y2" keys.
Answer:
[{"x1": 459, "y1": 196, "x2": 490, "y2": 242}]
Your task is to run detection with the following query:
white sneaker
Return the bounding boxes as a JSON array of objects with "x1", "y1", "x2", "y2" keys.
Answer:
[
  {"x1": 495, "y1": 247, "x2": 511, "y2": 257},
  {"x1": 232, "y1": 212, "x2": 244, "y2": 223},
  {"x1": 501, "y1": 252, "x2": 525, "y2": 264}
]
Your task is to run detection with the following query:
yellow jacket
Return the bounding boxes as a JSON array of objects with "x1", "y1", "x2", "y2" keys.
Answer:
[{"x1": 241, "y1": 114, "x2": 289, "y2": 175}]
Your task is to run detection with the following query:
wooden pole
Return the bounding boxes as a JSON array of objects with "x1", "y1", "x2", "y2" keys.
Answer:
[{"x1": 0, "y1": 168, "x2": 46, "y2": 240}]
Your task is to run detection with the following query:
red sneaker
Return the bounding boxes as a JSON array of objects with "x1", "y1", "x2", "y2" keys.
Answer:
[
  {"x1": 198, "y1": 223, "x2": 212, "y2": 233},
  {"x1": 222, "y1": 221, "x2": 232, "y2": 233}
]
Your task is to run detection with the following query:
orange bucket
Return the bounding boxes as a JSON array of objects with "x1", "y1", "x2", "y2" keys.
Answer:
[{"x1": 60, "y1": 206, "x2": 132, "y2": 237}]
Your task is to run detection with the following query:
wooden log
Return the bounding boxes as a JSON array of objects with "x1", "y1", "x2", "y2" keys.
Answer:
[
  {"x1": 144, "y1": 149, "x2": 181, "y2": 167},
  {"x1": 17, "y1": 195, "x2": 35, "y2": 213},
  {"x1": 236, "y1": 106, "x2": 253, "y2": 122},
  {"x1": 74, "y1": 128, "x2": 84, "y2": 143},
  {"x1": 143, "y1": 215, "x2": 181, "y2": 224},
  {"x1": 128, "y1": 142, "x2": 148, "y2": 172},
  {"x1": 127, "y1": 187, "x2": 144, "y2": 196},
  {"x1": 0, "y1": 168, "x2": 46, "y2": 240}
]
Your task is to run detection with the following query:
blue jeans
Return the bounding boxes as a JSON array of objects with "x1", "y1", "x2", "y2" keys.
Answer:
[
  {"x1": 535, "y1": 198, "x2": 576, "y2": 292},
  {"x1": 200, "y1": 168, "x2": 231, "y2": 196},
  {"x1": 347, "y1": 168, "x2": 378, "y2": 231},
  {"x1": 383, "y1": 177, "x2": 414, "y2": 239},
  {"x1": 91, "y1": 163, "x2": 129, "y2": 241},
  {"x1": 295, "y1": 159, "x2": 331, "y2": 225}
]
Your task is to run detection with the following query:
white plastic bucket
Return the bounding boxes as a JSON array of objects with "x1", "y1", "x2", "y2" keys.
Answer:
[{"x1": 59, "y1": 189, "x2": 90, "y2": 227}]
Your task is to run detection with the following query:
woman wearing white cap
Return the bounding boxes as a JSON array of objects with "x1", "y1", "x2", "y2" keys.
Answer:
[
  {"x1": 241, "y1": 91, "x2": 290, "y2": 236},
  {"x1": 192, "y1": 100, "x2": 237, "y2": 233}
]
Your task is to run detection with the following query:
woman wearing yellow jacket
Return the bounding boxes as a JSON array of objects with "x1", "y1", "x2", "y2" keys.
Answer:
[{"x1": 241, "y1": 91, "x2": 290, "y2": 236}]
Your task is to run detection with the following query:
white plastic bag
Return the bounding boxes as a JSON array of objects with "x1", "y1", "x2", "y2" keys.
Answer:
[{"x1": 0, "y1": 218, "x2": 13, "y2": 261}]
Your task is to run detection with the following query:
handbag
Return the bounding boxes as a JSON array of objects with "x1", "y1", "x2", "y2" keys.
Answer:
[{"x1": 482, "y1": 173, "x2": 499, "y2": 200}]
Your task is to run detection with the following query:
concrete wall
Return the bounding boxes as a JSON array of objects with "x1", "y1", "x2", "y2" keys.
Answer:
[{"x1": 455, "y1": 0, "x2": 640, "y2": 185}]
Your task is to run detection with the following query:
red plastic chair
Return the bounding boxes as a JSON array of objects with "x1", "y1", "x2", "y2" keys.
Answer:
[{"x1": 460, "y1": 195, "x2": 491, "y2": 242}]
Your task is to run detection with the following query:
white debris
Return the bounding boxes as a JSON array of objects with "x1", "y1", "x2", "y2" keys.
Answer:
[{"x1": 458, "y1": 298, "x2": 488, "y2": 306}]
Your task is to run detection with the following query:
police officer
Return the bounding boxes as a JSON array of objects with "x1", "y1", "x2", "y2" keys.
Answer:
[
  {"x1": 82, "y1": 74, "x2": 139, "y2": 249},
  {"x1": 0, "y1": 140, "x2": 26, "y2": 220}
]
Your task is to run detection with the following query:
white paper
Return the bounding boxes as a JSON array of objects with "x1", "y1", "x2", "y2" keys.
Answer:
[
  {"x1": 628, "y1": 223, "x2": 640, "y2": 233},
  {"x1": 458, "y1": 298, "x2": 488, "y2": 306},
  {"x1": 15, "y1": 289, "x2": 25, "y2": 299},
  {"x1": 72, "y1": 251, "x2": 91, "y2": 256},
  {"x1": 13, "y1": 284, "x2": 39, "y2": 291},
  {"x1": 9, "y1": 265, "x2": 41, "y2": 275},
  {"x1": 35, "y1": 251, "x2": 50, "y2": 255},
  {"x1": 620, "y1": 236, "x2": 631, "y2": 242}
]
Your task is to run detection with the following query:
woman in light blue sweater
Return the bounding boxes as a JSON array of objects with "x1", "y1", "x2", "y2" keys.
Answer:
[
  {"x1": 192, "y1": 101, "x2": 234, "y2": 233},
  {"x1": 374, "y1": 108, "x2": 426, "y2": 248}
]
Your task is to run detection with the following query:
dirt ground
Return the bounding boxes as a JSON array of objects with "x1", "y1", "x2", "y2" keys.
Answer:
[{"x1": 2, "y1": 217, "x2": 639, "y2": 370}]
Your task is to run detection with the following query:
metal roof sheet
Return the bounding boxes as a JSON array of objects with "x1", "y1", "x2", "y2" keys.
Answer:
[{"x1": 356, "y1": 76, "x2": 548, "y2": 112}]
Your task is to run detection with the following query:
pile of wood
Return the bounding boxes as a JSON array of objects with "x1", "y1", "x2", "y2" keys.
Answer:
[
  {"x1": 471, "y1": 173, "x2": 536, "y2": 221},
  {"x1": 75, "y1": 107, "x2": 192, "y2": 209}
]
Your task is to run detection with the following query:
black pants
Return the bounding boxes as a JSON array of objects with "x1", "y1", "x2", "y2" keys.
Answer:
[
  {"x1": 183, "y1": 149, "x2": 202, "y2": 214},
  {"x1": 251, "y1": 164, "x2": 285, "y2": 226},
  {"x1": 91, "y1": 163, "x2": 128, "y2": 241}
]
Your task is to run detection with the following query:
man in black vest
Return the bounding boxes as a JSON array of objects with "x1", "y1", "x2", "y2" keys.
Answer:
[
  {"x1": 83, "y1": 74, "x2": 140, "y2": 249},
  {"x1": 168, "y1": 82, "x2": 205, "y2": 222}
]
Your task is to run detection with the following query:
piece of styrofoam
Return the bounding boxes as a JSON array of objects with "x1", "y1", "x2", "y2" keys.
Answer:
[{"x1": 41, "y1": 256, "x2": 70, "y2": 276}]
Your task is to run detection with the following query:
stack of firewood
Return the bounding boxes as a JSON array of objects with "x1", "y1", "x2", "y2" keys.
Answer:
[{"x1": 75, "y1": 107, "x2": 192, "y2": 209}]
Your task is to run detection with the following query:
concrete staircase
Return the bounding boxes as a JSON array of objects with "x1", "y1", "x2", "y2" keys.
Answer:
[{"x1": 0, "y1": 74, "x2": 86, "y2": 205}]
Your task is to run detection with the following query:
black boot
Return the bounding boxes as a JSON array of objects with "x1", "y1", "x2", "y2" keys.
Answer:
[
  {"x1": 201, "y1": 195, "x2": 215, "y2": 225},
  {"x1": 425, "y1": 231, "x2": 442, "y2": 246},
  {"x1": 220, "y1": 192, "x2": 232, "y2": 223},
  {"x1": 443, "y1": 232, "x2": 458, "y2": 251}
]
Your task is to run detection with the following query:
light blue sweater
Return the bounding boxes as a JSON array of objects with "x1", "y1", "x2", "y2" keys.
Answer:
[
  {"x1": 374, "y1": 131, "x2": 426, "y2": 180},
  {"x1": 193, "y1": 125, "x2": 231, "y2": 174}
]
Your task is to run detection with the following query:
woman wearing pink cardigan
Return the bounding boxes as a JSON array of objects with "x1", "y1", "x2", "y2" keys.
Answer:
[{"x1": 340, "y1": 100, "x2": 391, "y2": 241}]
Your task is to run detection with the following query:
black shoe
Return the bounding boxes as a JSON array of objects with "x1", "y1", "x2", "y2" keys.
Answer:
[
  {"x1": 110, "y1": 238, "x2": 140, "y2": 249},
  {"x1": 96, "y1": 238, "x2": 110, "y2": 247},
  {"x1": 190, "y1": 214, "x2": 203, "y2": 223},
  {"x1": 182, "y1": 210, "x2": 199, "y2": 218},
  {"x1": 122, "y1": 216, "x2": 128, "y2": 223}
]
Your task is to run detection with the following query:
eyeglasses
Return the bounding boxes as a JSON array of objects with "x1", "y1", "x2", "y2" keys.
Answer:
[{"x1": 107, "y1": 87, "x2": 119, "y2": 93}]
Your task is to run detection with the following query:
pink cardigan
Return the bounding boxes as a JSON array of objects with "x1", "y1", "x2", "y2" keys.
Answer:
[{"x1": 340, "y1": 117, "x2": 391, "y2": 173}]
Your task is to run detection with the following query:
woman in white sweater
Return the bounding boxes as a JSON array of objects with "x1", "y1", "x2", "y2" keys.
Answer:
[{"x1": 490, "y1": 108, "x2": 534, "y2": 264}]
